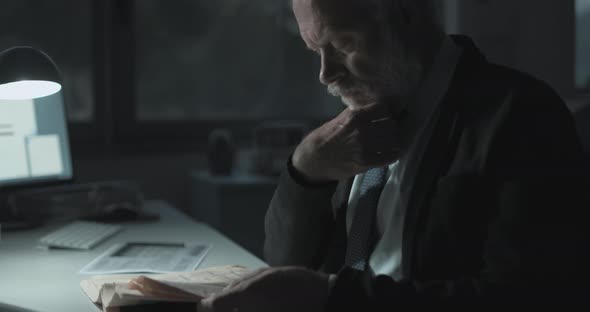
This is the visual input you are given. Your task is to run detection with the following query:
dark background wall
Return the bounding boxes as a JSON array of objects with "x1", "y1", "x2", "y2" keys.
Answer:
[
  {"x1": 459, "y1": 0, "x2": 575, "y2": 96},
  {"x1": 2, "y1": 0, "x2": 589, "y2": 224},
  {"x1": 72, "y1": 152, "x2": 206, "y2": 212},
  {"x1": 69, "y1": 1, "x2": 589, "y2": 214}
]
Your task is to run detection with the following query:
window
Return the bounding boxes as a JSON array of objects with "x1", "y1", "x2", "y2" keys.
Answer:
[
  {"x1": 576, "y1": 0, "x2": 590, "y2": 90},
  {"x1": 133, "y1": 0, "x2": 340, "y2": 122},
  {"x1": 0, "y1": 0, "x2": 95, "y2": 122}
]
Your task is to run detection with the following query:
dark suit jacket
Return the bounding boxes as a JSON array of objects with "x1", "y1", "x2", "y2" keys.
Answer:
[{"x1": 264, "y1": 35, "x2": 590, "y2": 308}]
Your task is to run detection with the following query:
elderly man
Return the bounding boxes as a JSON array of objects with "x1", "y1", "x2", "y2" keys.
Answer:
[{"x1": 201, "y1": 0, "x2": 590, "y2": 310}]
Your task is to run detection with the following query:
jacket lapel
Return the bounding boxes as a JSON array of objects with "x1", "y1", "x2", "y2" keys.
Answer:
[{"x1": 401, "y1": 36, "x2": 487, "y2": 278}]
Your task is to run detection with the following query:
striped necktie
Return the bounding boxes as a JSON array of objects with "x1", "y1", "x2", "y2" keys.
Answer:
[{"x1": 344, "y1": 167, "x2": 388, "y2": 271}]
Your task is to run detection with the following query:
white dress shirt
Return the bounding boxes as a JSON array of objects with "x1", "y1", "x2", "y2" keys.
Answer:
[{"x1": 345, "y1": 36, "x2": 463, "y2": 281}]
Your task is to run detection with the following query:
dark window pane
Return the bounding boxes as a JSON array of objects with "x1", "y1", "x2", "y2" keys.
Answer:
[
  {"x1": 577, "y1": 0, "x2": 590, "y2": 89},
  {"x1": 135, "y1": 0, "x2": 340, "y2": 121},
  {"x1": 0, "y1": 0, "x2": 94, "y2": 121}
]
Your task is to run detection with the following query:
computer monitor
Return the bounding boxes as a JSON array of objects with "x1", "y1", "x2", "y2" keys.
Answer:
[{"x1": 0, "y1": 91, "x2": 73, "y2": 188}]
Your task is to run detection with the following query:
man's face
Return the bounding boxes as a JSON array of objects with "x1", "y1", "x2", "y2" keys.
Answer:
[{"x1": 293, "y1": 0, "x2": 422, "y2": 109}]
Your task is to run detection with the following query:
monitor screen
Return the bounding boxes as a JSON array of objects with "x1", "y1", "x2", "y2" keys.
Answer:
[{"x1": 0, "y1": 92, "x2": 73, "y2": 187}]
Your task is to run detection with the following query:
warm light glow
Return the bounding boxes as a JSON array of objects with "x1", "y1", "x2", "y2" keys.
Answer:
[{"x1": 0, "y1": 80, "x2": 62, "y2": 100}]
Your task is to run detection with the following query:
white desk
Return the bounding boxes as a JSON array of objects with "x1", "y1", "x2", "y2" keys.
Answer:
[{"x1": 0, "y1": 200, "x2": 267, "y2": 312}]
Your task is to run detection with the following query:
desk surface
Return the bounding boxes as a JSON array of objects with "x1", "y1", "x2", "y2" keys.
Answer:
[{"x1": 0, "y1": 200, "x2": 267, "y2": 312}]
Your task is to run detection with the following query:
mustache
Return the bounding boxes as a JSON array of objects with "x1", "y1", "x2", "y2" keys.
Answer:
[
  {"x1": 327, "y1": 84, "x2": 344, "y2": 97},
  {"x1": 327, "y1": 80, "x2": 368, "y2": 97},
  {"x1": 326, "y1": 61, "x2": 423, "y2": 100}
]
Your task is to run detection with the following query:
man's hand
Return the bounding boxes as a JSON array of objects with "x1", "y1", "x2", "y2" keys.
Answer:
[
  {"x1": 198, "y1": 267, "x2": 329, "y2": 312},
  {"x1": 292, "y1": 103, "x2": 404, "y2": 182}
]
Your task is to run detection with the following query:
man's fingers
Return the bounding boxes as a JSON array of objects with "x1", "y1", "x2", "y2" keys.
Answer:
[
  {"x1": 332, "y1": 105, "x2": 400, "y2": 144},
  {"x1": 365, "y1": 117, "x2": 399, "y2": 138},
  {"x1": 223, "y1": 267, "x2": 269, "y2": 291},
  {"x1": 198, "y1": 268, "x2": 270, "y2": 312},
  {"x1": 334, "y1": 103, "x2": 389, "y2": 130}
]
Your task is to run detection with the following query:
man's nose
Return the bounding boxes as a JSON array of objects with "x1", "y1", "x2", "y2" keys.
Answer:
[{"x1": 319, "y1": 51, "x2": 345, "y2": 85}]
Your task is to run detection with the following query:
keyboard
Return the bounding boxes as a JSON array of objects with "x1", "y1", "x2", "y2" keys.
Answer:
[{"x1": 39, "y1": 221, "x2": 122, "y2": 250}]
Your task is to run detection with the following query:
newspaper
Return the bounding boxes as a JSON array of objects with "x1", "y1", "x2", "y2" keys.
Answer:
[
  {"x1": 80, "y1": 265, "x2": 251, "y2": 312},
  {"x1": 80, "y1": 242, "x2": 211, "y2": 274}
]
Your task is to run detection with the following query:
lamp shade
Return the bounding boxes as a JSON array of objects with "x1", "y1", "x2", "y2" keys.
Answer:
[{"x1": 0, "y1": 46, "x2": 62, "y2": 100}]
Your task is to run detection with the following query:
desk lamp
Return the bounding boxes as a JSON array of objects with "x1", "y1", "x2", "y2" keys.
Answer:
[
  {"x1": 0, "y1": 46, "x2": 61, "y2": 100},
  {"x1": 0, "y1": 46, "x2": 62, "y2": 232}
]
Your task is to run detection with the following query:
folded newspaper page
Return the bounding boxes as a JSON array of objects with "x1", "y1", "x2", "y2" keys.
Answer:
[
  {"x1": 80, "y1": 242, "x2": 211, "y2": 275},
  {"x1": 80, "y1": 265, "x2": 251, "y2": 312}
]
